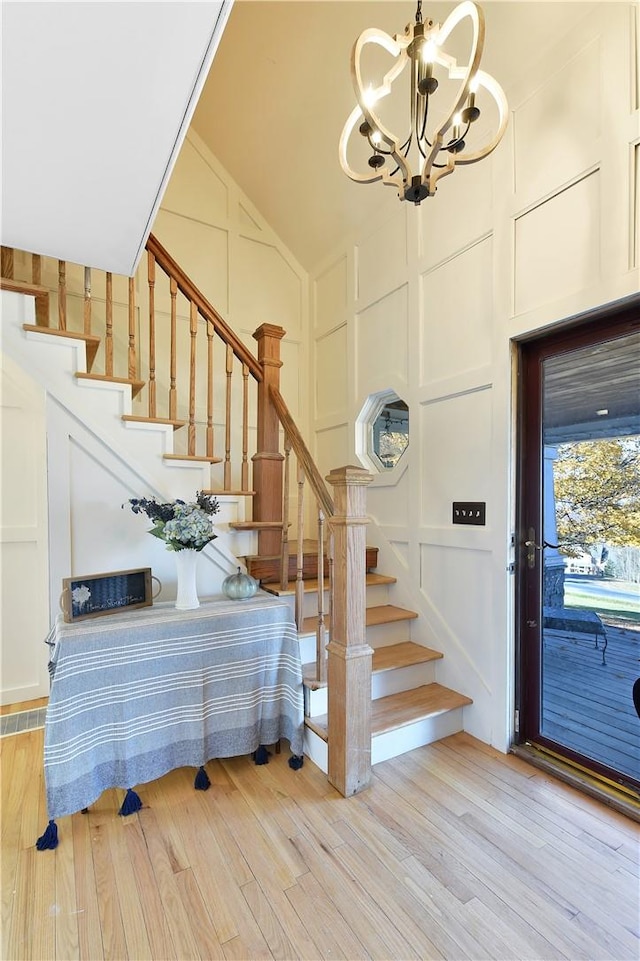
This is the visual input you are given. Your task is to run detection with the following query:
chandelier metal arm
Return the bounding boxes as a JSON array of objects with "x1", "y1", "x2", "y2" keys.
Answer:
[{"x1": 338, "y1": 0, "x2": 509, "y2": 204}]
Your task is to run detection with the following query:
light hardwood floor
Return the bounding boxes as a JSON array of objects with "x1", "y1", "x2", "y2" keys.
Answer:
[{"x1": 2, "y1": 729, "x2": 638, "y2": 961}]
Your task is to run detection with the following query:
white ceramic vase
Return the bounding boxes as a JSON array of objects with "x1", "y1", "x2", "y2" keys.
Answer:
[{"x1": 174, "y1": 548, "x2": 200, "y2": 610}]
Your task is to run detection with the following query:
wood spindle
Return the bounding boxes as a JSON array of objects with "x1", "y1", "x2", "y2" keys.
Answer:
[
  {"x1": 295, "y1": 463, "x2": 305, "y2": 630},
  {"x1": 169, "y1": 278, "x2": 178, "y2": 421},
  {"x1": 128, "y1": 277, "x2": 137, "y2": 380},
  {"x1": 31, "y1": 253, "x2": 48, "y2": 326},
  {"x1": 83, "y1": 266, "x2": 92, "y2": 335},
  {"x1": 57, "y1": 261, "x2": 67, "y2": 331},
  {"x1": 316, "y1": 510, "x2": 327, "y2": 684},
  {"x1": 105, "y1": 273, "x2": 113, "y2": 375},
  {"x1": 224, "y1": 344, "x2": 233, "y2": 489},
  {"x1": 1, "y1": 246, "x2": 14, "y2": 279},
  {"x1": 147, "y1": 251, "x2": 157, "y2": 418},
  {"x1": 241, "y1": 363, "x2": 250, "y2": 492},
  {"x1": 206, "y1": 323, "x2": 214, "y2": 458},
  {"x1": 188, "y1": 300, "x2": 198, "y2": 456},
  {"x1": 31, "y1": 254, "x2": 41, "y2": 285},
  {"x1": 280, "y1": 437, "x2": 292, "y2": 590}
]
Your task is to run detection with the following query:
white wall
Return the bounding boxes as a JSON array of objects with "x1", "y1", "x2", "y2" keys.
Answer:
[{"x1": 310, "y1": 3, "x2": 640, "y2": 751}]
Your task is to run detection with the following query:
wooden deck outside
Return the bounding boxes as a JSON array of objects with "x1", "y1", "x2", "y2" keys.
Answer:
[{"x1": 542, "y1": 617, "x2": 640, "y2": 784}]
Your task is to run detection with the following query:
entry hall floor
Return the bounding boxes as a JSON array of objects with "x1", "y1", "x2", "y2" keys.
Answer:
[{"x1": 2, "y1": 728, "x2": 639, "y2": 960}]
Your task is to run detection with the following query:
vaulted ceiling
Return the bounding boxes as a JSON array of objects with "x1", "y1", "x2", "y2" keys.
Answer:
[{"x1": 193, "y1": 1, "x2": 599, "y2": 272}]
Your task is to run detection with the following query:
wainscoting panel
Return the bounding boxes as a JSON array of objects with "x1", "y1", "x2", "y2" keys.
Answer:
[
  {"x1": 421, "y1": 236, "x2": 493, "y2": 385},
  {"x1": 314, "y1": 255, "x2": 347, "y2": 337},
  {"x1": 315, "y1": 326, "x2": 348, "y2": 421},
  {"x1": 420, "y1": 159, "x2": 493, "y2": 271},
  {"x1": 315, "y1": 423, "x2": 350, "y2": 486},
  {"x1": 514, "y1": 171, "x2": 601, "y2": 316},
  {"x1": 160, "y1": 135, "x2": 229, "y2": 225},
  {"x1": 355, "y1": 284, "x2": 408, "y2": 397},
  {"x1": 420, "y1": 387, "x2": 492, "y2": 529},
  {"x1": 513, "y1": 39, "x2": 600, "y2": 205},
  {"x1": 356, "y1": 209, "x2": 407, "y2": 310},
  {"x1": 153, "y1": 207, "x2": 229, "y2": 316},
  {"x1": 234, "y1": 236, "x2": 303, "y2": 336}
]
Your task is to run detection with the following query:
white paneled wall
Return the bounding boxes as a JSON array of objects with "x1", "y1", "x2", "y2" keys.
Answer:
[{"x1": 311, "y1": 2, "x2": 639, "y2": 752}]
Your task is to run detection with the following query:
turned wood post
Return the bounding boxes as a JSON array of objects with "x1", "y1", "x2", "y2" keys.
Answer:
[
  {"x1": 252, "y1": 324, "x2": 285, "y2": 555},
  {"x1": 325, "y1": 465, "x2": 374, "y2": 797}
]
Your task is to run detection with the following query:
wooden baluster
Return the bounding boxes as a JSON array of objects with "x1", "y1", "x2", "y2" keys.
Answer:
[
  {"x1": 31, "y1": 254, "x2": 41, "y2": 285},
  {"x1": 169, "y1": 278, "x2": 177, "y2": 421},
  {"x1": 188, "y1": 301, "x2": 198, "y2": 455},
  {"x1": 1, "y1": 246, "x2": 14, "y2": 278},
  {"x1": 31, "y1": 254, "x2": 47, "y2": 326},
  {"x1": 224, "y1": 344, "x2": 233, "y2": 489},
  {"x1": 295, "y1": 463, "x2": 305, "y2": 631},
  {"x1": 206, "y1": 323, "x2": 214, "y2": 458},
  {"x1": 105, "y1": 273, "x2": 113, "y2": 375},
  {"x1": 241, "y1": 363, "x2": 250, "y2": 492},
  {"x1": 83, "y1": 266, "x2": 92, "y2": 335},
  {"x1": 316, "y1": 509, "x2": 328, "y2": 684},
  {"x1": 147, "y1": 251, "x2": 157, "y2": 417},
  {"x1": 57, "y1": 261, "x2": 67, "y2": 331},
  {"x1": 280, "y1": 437, "x2": 292, "y2": 590},
  {"x1": 128, "y1": 277, "x2": 137, "y2": 380}
]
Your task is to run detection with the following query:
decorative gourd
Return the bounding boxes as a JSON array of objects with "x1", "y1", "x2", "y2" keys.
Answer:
[{"x1": 222, "y1": 567, "x2": 259, "y2": 600}]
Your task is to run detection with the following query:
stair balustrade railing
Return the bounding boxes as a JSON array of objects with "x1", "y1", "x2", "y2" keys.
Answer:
[{"x1": 2, "y1": 240, "x2": 373, "y2": 796}]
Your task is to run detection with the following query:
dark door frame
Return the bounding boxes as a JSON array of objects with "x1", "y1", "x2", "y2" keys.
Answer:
[{"x1": 514, "y1": 293, "x2": 640, "y2": 784}]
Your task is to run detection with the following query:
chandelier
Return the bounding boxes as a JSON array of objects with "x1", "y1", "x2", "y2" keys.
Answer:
[{"x1": 338, "y1": 0, "x2": 509, "y2": 205}]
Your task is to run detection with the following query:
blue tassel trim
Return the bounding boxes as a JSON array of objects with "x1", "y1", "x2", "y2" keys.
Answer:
[
  {"x1": 253, "y1": 745, "x2": 271, "y2": 765},
  {"x1": 36, "y1": 819, "x2": 59, "y2": 850},
  {"x1": 288, "y1": 755, "x2": 304, "y2": 770},
  {"x1": 194, "y1": 766, "x2": 211, "y2": 790},
  {"x1": 118, "y1": 788, "x2": 142, "y2": 816}
]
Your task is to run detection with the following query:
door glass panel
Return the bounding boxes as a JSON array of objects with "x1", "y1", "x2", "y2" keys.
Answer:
[{"x1": 540, "y1": 332, "x2": 640, "y2": 785}]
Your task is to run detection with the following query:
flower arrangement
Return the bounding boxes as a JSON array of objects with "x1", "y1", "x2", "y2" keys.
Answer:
[{"x1": 125, "y1": 491, "x2": 220, "y2": 552}]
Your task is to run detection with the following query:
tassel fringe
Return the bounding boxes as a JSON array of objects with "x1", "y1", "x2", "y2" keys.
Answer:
[
  {"x1": 288, "y1": 755, "x2": 304, "y2": 770},
  {"x1": 194, "y1": 766, "x2": 211, "y2": 790},
  {"x1": 36, "y1": 819, "x2": 59, "y2": 850},
  {"x1": 253, "y1": 745, "x2": 271, "y2": 765},
  {"x1": 118, "y1": 788, "x2": 142, "y2": 816}
]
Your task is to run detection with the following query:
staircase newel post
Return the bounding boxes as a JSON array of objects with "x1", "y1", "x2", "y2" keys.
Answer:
[
  {"x1": 325, "y1": 465, "x2": 374, "y2": 797},
  {"x1": 252, "y1": 324, "x2": 286, "y2": 555}
]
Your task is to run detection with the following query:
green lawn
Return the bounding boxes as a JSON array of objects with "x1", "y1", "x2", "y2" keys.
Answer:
[{"x1": 565, "y1": 583, "x2": 640, "y2": 625}]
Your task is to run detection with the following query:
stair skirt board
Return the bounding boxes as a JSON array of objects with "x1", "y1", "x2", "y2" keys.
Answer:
[{"x1": 302, "y1": 706, "x2": 466, "y2": 775}]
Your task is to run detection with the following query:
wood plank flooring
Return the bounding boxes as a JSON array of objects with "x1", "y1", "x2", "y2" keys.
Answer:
[{"x1": 2, "y1": 728, "x2": 638, "y2": 960}]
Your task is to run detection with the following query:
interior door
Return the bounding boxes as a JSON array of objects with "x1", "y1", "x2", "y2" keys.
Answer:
[{"x1": 517, "y1": 300, "x2": 640, "y2": 793}]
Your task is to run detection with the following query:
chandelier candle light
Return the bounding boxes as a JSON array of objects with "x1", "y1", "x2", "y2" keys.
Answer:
[{"x1": 339, "y1": 0, "x2": 508, "y2": 204}]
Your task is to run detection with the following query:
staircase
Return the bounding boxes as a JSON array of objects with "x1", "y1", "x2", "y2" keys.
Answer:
[
  {"x1": 255, "y1": 550, "x2": 473, "y2": 775},
  {"x1": 2, "y1": 241, "x2": 473, "y2": 794}
]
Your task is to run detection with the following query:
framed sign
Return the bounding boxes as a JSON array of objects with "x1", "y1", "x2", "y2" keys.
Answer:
[{"x1": 61, "y1": 568, "x2": 153, "y2": 623}]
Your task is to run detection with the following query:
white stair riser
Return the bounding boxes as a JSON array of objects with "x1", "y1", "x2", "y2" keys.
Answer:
[
  {"x1": 295, "y1": 582, "x2": 390, "y2": 618},
  {"x1": 371, "y1": 707, "x2": 466, "y2": 765},
  {"x1": 365, "y1": 619, "x2": 415, "y2": 647},
  {"x1": 305, "y1": 659, "x2": 440, "y2": 717},
  {"x1": 303, "y1": 727, "x2": 328, "y2": 773},
  {"x1": 371, "y1": 661, "x2": 438, "y2": 700},
  {"x1": 298, "y1": 632, "x2": 318, "y2": 666}
]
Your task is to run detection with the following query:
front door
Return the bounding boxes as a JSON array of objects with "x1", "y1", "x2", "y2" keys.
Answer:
[{"x1": 517, "y1": 300, "x2": 640, "y2": 793}]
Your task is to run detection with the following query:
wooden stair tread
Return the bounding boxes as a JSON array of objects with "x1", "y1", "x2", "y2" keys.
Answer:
[
  {"x1": 3, "y1": 278, "x2": 49, "y2": 297},
  {"x1": 309, "y1": 684, "x2": 472, "y2": 739},
  {"x1": 301, "y1": 604, "x2": 417, "y2": 635},
  {"x1": 24, "y1": 324, "x2": 100, "y2": 370},
  {"x1": 302, "y1": 641, "x2": 442, "y2": 689},
  {"x1": 229, "y1": 521, "x2": 287, "y2": 530},
  {"x1": 372, "y1": 641, "x2": 443, "y2": 673},
  {"x1": 75, "y1": 372, "x2": 145, "y2": 398},
  {"x1": 264, "y1": 572, "x2": 396, "y2": 598},
  {"x1": 163, "y1": 453, "x2": 222, "y2": 464},
  {"x1": 202, "y1": 489, "x2": 256, "y2": 497},
  {"x1": 122, "y1": 414, "x2": 186, "y2": 430}
]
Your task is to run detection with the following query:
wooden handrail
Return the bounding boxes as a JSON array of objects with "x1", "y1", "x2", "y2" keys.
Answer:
[
  {"x1": 269, "y1": 385, "x2": 334, "y2": 519},
  {"x1": 146, "y1": 233, "x2": 262, "y2": 383}
]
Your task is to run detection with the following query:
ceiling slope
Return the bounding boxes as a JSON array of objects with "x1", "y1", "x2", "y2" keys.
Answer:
[{"x1": 1, "y1": 1, "x2": 232, "y2": 276}]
